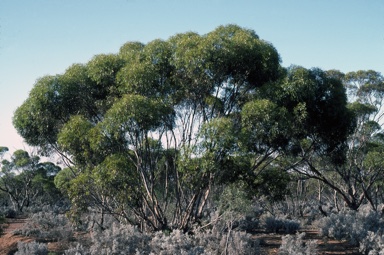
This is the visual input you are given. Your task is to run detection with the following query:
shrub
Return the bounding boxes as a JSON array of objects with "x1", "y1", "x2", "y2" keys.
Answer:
[
  {"x1": 65, "y1": 220, "x2": 260, "y2": 255},
  {"x1": 24, "y1": 203, "x2": 70, "y2": 215},
  {"x1": 15, "y1": 241, "x2": 48, "y2": 255},
  {"x1": 318, "y1": 208, "x2": 384, "y2": 246},
  {"x1": 89, "y1": 222, "x2": 151, "y2": 254},
  {"x1": 264, "y1": 216, "x2": 300, "y2": 234},
  {"x1": 3, "y1": 208, "x2": 17, "y2": 218},
  {"x1": 13, "y1": 211, "x2": 73, "y2": 241},
  {"x1": 64, "y1": 243, "x2": 90, "y2": 255},
  {"x1": 278, "y1": 232, "x2": 317, "y2": 255},
  {"x1": 70, "y1": 209, "x2": 119, "y2": 232},
  {"x1": 221, "y1": 230, "x2": 260, "y2": 255},
  {"x1": 151, "y1": 229, "x2": 260, "y2": 255},
  {"x1": 236, "y1": 216, "x2": 259, "y2": 232},
  {"x1": 150, "y1": 229, "x2": 205, "y2": 255},
  {"x1": 359, "y1": 231, "x2": 384, "y2": 255}
]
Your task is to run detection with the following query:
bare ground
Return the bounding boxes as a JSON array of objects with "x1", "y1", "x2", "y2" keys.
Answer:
[{"x1": 0, "y1": 218, "x2": 31, "y2": 255}]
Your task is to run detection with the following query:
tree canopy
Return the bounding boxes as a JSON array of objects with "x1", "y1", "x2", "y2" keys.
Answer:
[
  {"x1": 13, "y1": 25, "x2": 356, "y2": 231},
  {"x1": 291, "y1": 70, "x2": 384, "y2": 211}
]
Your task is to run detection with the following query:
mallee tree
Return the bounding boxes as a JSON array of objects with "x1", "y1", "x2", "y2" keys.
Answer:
[
  {"x1": 0, "y1": 149, "x2": 61, "y2": 212},
  {"x1": 291, "y1": 70, "x2": 384, "y2": 211},
  {"x1": 13, "y1": 25, "x2": 353, "y2": 231}
]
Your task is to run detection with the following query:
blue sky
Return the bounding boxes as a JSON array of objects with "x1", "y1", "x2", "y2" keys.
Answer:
[{"x1": 0, "y1": 0, "x2": 383, "y2": 153}]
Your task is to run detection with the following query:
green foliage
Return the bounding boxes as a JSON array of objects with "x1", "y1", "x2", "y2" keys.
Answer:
[
  {"x1": 13, "y1": 76, "x2": 63, "y2": 153},
  {"x1": 0, "y1": 147, "x2": 8, "y2": 156},
  {"x1": 241, "y1": 99, "x2": 291, "y2": 151},
  {"x1": 254, "y1": 167, "x2": 291, "y2": 201},
  {"x1": 13, "y1": 24, "x2": 356, "y2": 230},
  {"x1": 54, "y1": 167, "x2": 74, "y2": 195},
  {"x1": 283, "y1": 67, "x2": 354, "y2": 161},
  {"x1": 295, "y1": 69, "x2": 384, "y2": 211},
  {"x1": 57, "y1": 115, "x2": 94, "y2": 165},
  {"x1": 0, "y1": 150, "x2": 62, "y2": 212},
  {"x1": 103, "y1": 94, "x2": 174, "y2": 134}
]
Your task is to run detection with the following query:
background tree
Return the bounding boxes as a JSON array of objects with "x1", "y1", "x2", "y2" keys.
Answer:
[
  {"x1": 290, "y1": 69, "x2": 384, "y2": 211},
  {"x1": 0, "y1": 150, "x2": 61, "y2": 212}
]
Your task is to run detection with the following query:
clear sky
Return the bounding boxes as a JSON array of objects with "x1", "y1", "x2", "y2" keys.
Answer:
[{"x1": 0, "y1": 0, "x2": 383, "y2": 153}]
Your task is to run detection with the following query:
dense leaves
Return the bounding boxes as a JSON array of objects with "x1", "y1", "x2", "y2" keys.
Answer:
[{"x1": 13, "y1": 25, "x2": 361, "y2": 230}]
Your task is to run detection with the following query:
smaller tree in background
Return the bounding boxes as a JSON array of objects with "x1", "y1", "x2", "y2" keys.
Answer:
[
  {"x1": 290, "y1": 70, "x2": 384, "y2": 211},
  {"x1": 0, "y1": 149, "x2": 61, "y2": 212}
]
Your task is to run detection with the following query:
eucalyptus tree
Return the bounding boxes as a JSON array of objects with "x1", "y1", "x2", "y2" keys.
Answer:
[
  {"x1": 13, "y1": 25, "x2": 352, "y2": 230},
  {"x1": 0, "y1": 149, "x2": 61, "y2": 212},
  {"x1": 290, "y1": 70, "x2": 384, "y2": 211},
  {"x1": 341, "y1": 70, "x2": 384, "y2": 210}
]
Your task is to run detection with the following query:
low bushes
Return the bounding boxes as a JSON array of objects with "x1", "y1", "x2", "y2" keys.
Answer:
[
  {"x1": 15, "y1": 241, "x2": 48, "y2": 255},
  {"x1": 278, "y1": 232, "x2": 317, "y2": 255},
  {"x1": 64, "y1": 223, "x2": 260, "y2": 255},
  {"x1": 15, "y1": 200, "x2": 384, "y2": 254},
  {"x1": 263, "y1": 215, "x2": 300, "y2": 234},
  {"x1": 317, "y1": 205, "x2": 384, "y2": 254},
  {"x1": 318, "y1": 207, "x2": 384, "y2": 246},
  {"x1": 13, "y1": 211, "x2": 73, "y2": 242},
  {"x1": 359, "y1": 231, "x2": 384, "y2": 255}
]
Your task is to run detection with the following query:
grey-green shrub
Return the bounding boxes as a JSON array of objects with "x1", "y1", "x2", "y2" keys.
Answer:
[
  {"x1": 89, "y1": 222, "x2": 150, "y2": 254},
  {"x1": 278, "y1": 232, "x2": 317, "y2": 255},
  {"x1": 64, "y1": 243, "x2": 90, "y2": 255},
  {"x1": 150, "y1": 229, "x2": 205, "y2": 255},
  {"x1": 65, "y1": 221, "x2": 260, "y2": 255},
  {"x1": 15, "y1": 241, "x2": 48, "y2": 255},
  {"x1": 264, "y1": 216, "x2": 300, "y2": 234},
  {"x1": 236, "y1": 216, "x2": 259, "y2": 232},
  {"x1": 359, "y1": 231, "x2": 384, "y2": 255},
  {"x1": 318, "y1": 207, "x2": 384, "y2": 246},
  {"x1": 222, "y1": 230, "x2": 260, "y2": 255},
  {"x1": 13, "y1": 211, "x2": 73, "y2": 241}
]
